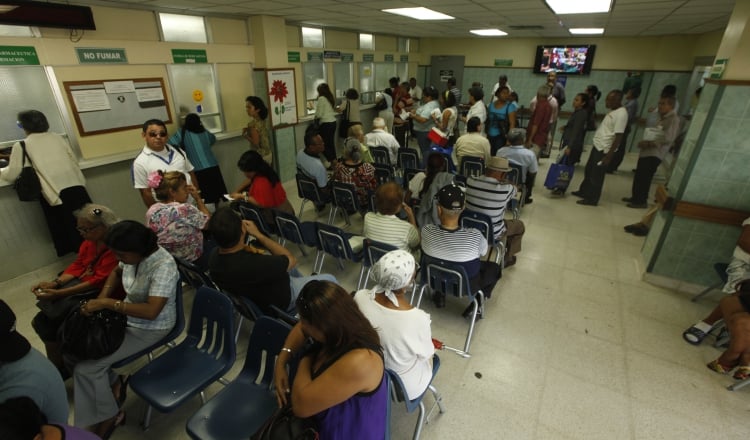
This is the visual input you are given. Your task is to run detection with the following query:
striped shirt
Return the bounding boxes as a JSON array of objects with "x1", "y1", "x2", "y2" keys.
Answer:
[
  {"x1": 465, "y1": 175, "x2": 516, "y2": 238},
  {"x1": 421, "y1": 224, "x2": 487, "y2": 277},
  {"x1": 364, "y1": 212, "x2": 420, "y2": 251}
]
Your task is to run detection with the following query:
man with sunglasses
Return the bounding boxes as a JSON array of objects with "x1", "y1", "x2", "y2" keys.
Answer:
[{"x1": 132, "y1": 119, "x2": 200, "y2": 207}]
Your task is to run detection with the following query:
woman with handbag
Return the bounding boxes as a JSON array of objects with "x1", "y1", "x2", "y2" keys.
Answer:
[
  {"x1": 314, "y1": 83, "x2": 338, "y2": 163},
  {"x1": 337, "y1": 88, "x2": 360, "y2": 139},
  {"x1": 273, "y1": 280, "x2": 388, "y2": 440},
  {"x1": 70, "y1": 220, "x2": 178, "y2": 439},
  {"x1": 0, "y1": 110, "x2": 92, "y2": 256},
  {"x1": 486, "y1": 86, "x2": 518, "y2": 156},
  {"x1": 31, "y1": 203, "x2": 124, "y2": 379}
]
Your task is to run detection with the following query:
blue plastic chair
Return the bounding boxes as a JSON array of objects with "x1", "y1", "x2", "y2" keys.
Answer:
[
  {"x1": 238, "y1": 203, "x2": 275, "y2": 237},
  {"x1": 416, "y1": 255, "x2": 484, "y2": 355},
  {"x1": 386, "y1": 355, "x2": 445, "y2": 440},
  {"x1": 397, "y1": 148, "x2": 419, "y2": 172},
  {"x1": 460, "y1": 209, "x2": 505, "y2": 268},
  {"x1": 314, "y1": 222, "x2": 364, "y2": 274},
  {"x1": 175, "y1": 257, "x2": 218, "y2": 290},
  {"x1": 370, "y1": 145, "x2": 392, "y2": 166},
  {"x1": 110, "y1": 280, "x2": 185, "y2": 370},
  {"x1": 185, "y1": 316, "x2": 292, "y2": 440},
  {"x1": 373, "y1": 163, "x2": 395, "y2": 186},
  {"x1": 357, "y1": 239, "x2": 399, "y2": 290},
  {"x1": 296, "y1": 173, "x2": 333, "y2": 222},
  {"x1": 331, "y1": 181, "x2": 361, "y2": 227},
  {"x1": 274, "y1": 209, "x2": 319, "y2": 257},
  {"x1": 129, "y1": 286, "x2": 237, "y2": 429},
  {"x1": 459, "y1": 155, "x2": 485, "y2": 178}
]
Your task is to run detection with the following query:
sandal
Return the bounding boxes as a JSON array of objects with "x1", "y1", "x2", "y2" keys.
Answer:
[
  {"x1": 733, "y1": 366, "x2": 750, "y2": 381},
  {"x1": 682, "y1": 325, "x2": 710, "y2": 345},
  {"x1": 114, "y1": 375, "x2": 130, "y2": 407},
  {"x1": 707, "y1": 359, "x2": 734, "y2": 375},
  {"x1": 100, "y1": 410, "x2": 126, "y2": 440}
]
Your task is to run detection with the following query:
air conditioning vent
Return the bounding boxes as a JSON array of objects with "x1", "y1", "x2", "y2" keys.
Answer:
[{"x1": 508, "y1": 25, "x2": 544, "y2": 30}]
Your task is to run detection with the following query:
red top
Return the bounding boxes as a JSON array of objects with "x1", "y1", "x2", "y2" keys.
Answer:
[
  {"x1": 64, "y1": 240, "x2": 126, "y2": 299},
  {"x1": 249, "y1": 175, "x2": 288, "y2": 208}
]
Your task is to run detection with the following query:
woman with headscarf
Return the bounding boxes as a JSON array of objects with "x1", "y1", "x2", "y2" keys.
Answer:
[{"x1": 353, "y1": 250, "x2": 434, "y2": 400}]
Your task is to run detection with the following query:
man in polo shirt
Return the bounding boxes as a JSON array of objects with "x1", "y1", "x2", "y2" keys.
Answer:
[
  {"x1": 296, "y1": 127, "x2": 331, "y2": 207},
  {"x1": 365, "y1": 117, "x2": 401, "y2": 165},
  {"x1": 572, "y1": 90, "x2": 628, "y2": 206},
  {"x1": 363, "y1": 182, "x2": 420, "y2": 253},
  {"x1": 465, "y1": 156, "x2": 526, "y2": 267},
  {"x1": 498, "y1": 128, "x2": 538, "y2": 204},
  {"x1": 132, "y1": 119, "x2": 199, "y2": 207},
  {"x1": 421, "y1": 184, "x2": 501, "y2": 319}
]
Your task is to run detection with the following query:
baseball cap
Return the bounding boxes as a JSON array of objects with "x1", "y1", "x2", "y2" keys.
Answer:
[
  {"x1": 486, "y1": 156, "x2": 512, "y2": 172},
  {"x1": 435, "y1": 184, "x2": 465, "y2": 210},
  {"x1": 0, "y1": 299, "x2": 31, "y2": 362}
]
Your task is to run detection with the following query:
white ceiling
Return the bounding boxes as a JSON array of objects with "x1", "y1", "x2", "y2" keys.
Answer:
[{"x1": 71, "y1": 0, "x2": 736, "y2": 38}]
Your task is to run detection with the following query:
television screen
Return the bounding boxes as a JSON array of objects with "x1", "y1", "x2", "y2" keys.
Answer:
[{"x1": 533, "y1": 45, "x2": 596, "y2": 75}]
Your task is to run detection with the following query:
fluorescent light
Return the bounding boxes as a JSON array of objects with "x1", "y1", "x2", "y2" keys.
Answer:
[
  {"x1": 570, "y1": 28, "x2": 604, "y2": 35},
  {"x1": 382, "y1": 7, "x2": 454, "y2": 20},
  {"x1": 546, "y1": 0, "x2": 611, "y2": 14},
  {"x1": 470, "y1": 29, "x2": 508, "y2": 36}
]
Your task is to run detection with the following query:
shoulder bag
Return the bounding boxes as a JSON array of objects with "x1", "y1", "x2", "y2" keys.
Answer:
[
  {"x1": 36, "y1": 280, "x2": 98, "y2": 321},
  {"x1": 338, "y1": 101, "x2": 350, "y2": 139},
  {"x1": 13, "y1": 141, "x2": 42, "y2": 201},
  {"x1": 59, "y1": 304, "x2": 127, "y2": 360},
  {"x1": 251, "y1": 404, "x2": 319, "y2": 440}
]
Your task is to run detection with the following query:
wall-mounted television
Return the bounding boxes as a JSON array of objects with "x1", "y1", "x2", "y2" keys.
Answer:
[
  {"x1": 0, "y1": 1, "x2": 96, "y2": 30},
  {"x1": 533, "y1": 45, "x2": 596, "y2": 75}
]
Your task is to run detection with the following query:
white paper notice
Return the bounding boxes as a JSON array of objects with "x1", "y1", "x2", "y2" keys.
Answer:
[
  {"x1": 103, "y1": 80, "x2": 135, "y2": 94},
  {"x1": 135, "y1": 87, "x2": 164, "y2": 102},
  {"x1": 70, "y1": 89, "x2": 111, "y2": 112}
]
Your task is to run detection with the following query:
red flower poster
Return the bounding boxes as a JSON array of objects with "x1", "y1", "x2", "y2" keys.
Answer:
[{"x1": 266, "y1": 69, "x2": 297, "y2": 127}]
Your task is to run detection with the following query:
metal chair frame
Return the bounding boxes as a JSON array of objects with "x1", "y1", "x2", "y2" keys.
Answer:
[
  {"x1": 296, "y1": 173, "x2": 333, "y2": 222},
  {"x1": 386, "y1": 354, "x2": 446, "y2": 440}
]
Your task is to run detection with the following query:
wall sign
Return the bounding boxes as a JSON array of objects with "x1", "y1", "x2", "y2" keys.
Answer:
[
  {"x1": 363, "y1": 54, "x2": 374, "y2": 62},
  {"x1": 384, "y1": 54, "x2": 394, "y2": 62},
  {"x1": 0, "y1": 45, "x2": 40, "y2": 65},
  {"x1": 288, "y1": 51, "x2": 301, "y2": 63},
  {"x1": 323, "y1": 50, "x2": 341, "y2": 59},
  {"x1": 171, "y1": 49, "x2": 207, "y2": 64},
  {"x1": 307, "y1": 52, "x2": 323, "y2": 61},
  {"x1": 75, "y1": 47, "x2": 128, "y2": 64}
]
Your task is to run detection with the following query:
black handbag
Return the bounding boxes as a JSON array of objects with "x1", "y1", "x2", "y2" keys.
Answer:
[
  {"x1": 13, "y1": 141, "x2": 42, "y2": 201},
  {"x1": 59, "y1": 305, "x2": 127, "y2": 360},
  {"x1": 338, "y1": 102, "x2": 350, "y2": 138},
  {"x1": 36, "y1": 287, "x2": 98, "y2": 321},
  {"x1": 251, "y1": 404, "x2": 319, "y2": 440}
]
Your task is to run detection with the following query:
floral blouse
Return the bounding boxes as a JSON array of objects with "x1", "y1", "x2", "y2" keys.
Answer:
[
  {"x1": 146, "y1": 202, "x2": 209, "y2": 262},
  {"x1": 247, "y1": 116, "x2": 272, "y2": 165},
  {"x1": 333, "y1": 162, "x2": 378, "y2": 210}
]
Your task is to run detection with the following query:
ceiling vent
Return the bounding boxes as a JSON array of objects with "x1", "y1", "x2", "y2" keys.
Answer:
[{"x1": 508, "y1": 25, "x2": 544, "y2": 30}]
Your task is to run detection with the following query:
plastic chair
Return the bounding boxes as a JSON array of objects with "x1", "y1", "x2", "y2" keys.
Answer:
[
  {"x1": 508, "y1": 161, "x2": 526, "y2": 211},
  {"x1": 386, "y1": 355, "x2": 445, "y2": 440},
  {"x1": 175, "y1": 257, "x2": 218, "y2": 290},
  {"x1": 237, "y1": 203, "x2": 274, "y2": 237},
  {"x1": 416, "y1": 255, "x2": 484, "y2": 354},
  {"x1": 373, "y1": 163, "x2": 395, "y2": 186},
  {"x1": 453, "y1": 174, "x2": 467, "y2": 188},
  {"x1": 371, "y1": 146, "x2": 392, "y2": 166},
  {"x1": 295, "y1": 173, "x2": 332, "y2": 222},
  {"x1": 459, "y1": 155, "x2": 484, "y2": 178},
  {"x1": 504, "y1": 167, "x2": 521, "y2": 220},
  {"x1": 111, "y1": 280, "x2": 185, "y2": 370},
  {"x1": 403, "y1": 168, "x2": 422, "y2": 191},
  {"x1": 691, "y1": 263, "x2": 730, "y2": 302},
  {"x1": 185, "y1": 316, "x2": 292, "y2": 440},
  {"x1": 398, "y1": 148, "x2": 420, "y2": 172},
  {"x1": 460, "y1": 209, "x2": 505, "y2": 268},
  {"x1": 314, "y1": 222, "x2": 364, "y2": 274},
  {"x1": 331, "y1": 181, "x2": 361, "y2": 227},
  {"x1": 274, "y1": 209, "x2": 319, "y2": 257},
  {"x1": 357, "y1": 239, "x2": 399, "y2": 290},
  {"x1": 129, "y1": 286, "x2": 237, "y2": 429}
]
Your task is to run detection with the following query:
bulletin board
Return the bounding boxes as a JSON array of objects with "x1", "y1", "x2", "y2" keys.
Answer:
[{"x1": 63, "y1": 77, "x2": 173, "y2": 136}]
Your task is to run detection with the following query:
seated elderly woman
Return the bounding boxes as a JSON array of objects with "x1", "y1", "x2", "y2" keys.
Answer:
[
  {"x1": 684, "y1": 280, "x2": 750, "y2": 380},
  {"x1": 333, "y1": 137, "x2": 378, "y2": 211},
  {"x1": 31, "y1": 203, "x2": 124, "y2": 378},
  {"x1": 274, "y1": 280, "x2": 387, "y2": 440},
  {"x1": 70, "y1": 220, "x2": 178, "y2": 439},
  {"x1": 146, "y1": 170, "x2": 210, "y2": 265},
  {"x1": 353, "y1": 250, "x2": 434, "y2": 399},
  {"x1": 363, "y1": 182, "x2": 419, "y2": 253}
]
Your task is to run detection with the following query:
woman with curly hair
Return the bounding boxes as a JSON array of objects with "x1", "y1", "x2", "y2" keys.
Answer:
[{"x1": 243, "y1": 96, "x2": 273, "y2": 165}]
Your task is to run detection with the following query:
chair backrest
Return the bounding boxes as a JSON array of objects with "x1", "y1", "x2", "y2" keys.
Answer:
[
  {"x1": 175, "y1": 257, "x2": 218, "y2": 290},
  {"x1": 238, "y1": 203, "x2": 273, "y2": 237},
  {"x1": 240, "y1": 316, "x2": 292, "y2": 386},
  {"x1": 460, "y1": 155, "x2": 485, "y2": 178},
  {"x1": 387, "y1": 354, "x2": 440, "y2": 410},
  {"x1": 420, "y1": 254, "x2": 473, "y2": 299},
  {"x1": 453, "y1": 174, "x2": 467, "y2": 188},
  {"x1": 397, "y1": 149, "x2": 419, "y2": 171},
  {"x1": 370, "y1": 146, "x2": 391, "y2": 166},
  {"x1": 296, "y1": 173, "x2": 322, "y2": 203},
  {"x1": 403, "y1": 167, "x2": 422, "y2": 190},
  {"x1": 460, "y1": 209, "x2": 495, "y2": 245},
  {"x1": 505, "y1": 167, "x2": 520, "y2": 186},
  {"x1": 331, "y1": 181, "x2": 359, "y2": 213},
  {"x1": 189, "y1": 287, "x2": 237, "y2": 364},
  {"x1": 317, "y1": 222, "x2": 355, "y2": 260},
  {"x1": 373, "y1": 163, "x2": 394, "y2": 186},
  {"x1": 363, "y1": 239, "x2": 399, "y2": 268},
  {"x1": 508, "y1": 161, "x2": 525, "y2": 184},
  {"x1": 274, "y1": 210, "x2": 318, "y2": 248}
]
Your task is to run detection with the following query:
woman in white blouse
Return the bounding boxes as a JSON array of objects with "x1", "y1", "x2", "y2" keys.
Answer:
[{"x1": 314, "y1": 83, "x2": 338, "y2": 163}]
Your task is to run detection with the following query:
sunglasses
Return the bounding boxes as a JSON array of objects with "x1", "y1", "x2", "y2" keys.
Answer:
[{"x1": 147, "y1": 131, "x2": 168, "y2": 138}]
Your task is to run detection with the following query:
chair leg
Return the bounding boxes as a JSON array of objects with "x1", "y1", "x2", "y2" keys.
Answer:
[
  {"x1": 357, "y1": 264, "x2": 367, "y2": 290},
  {"x1": 691, "y1": 281, "x2": 723, "y2": 302},
  {"x1": 141, "y1": 404, "x2": 153, "y2": 430},
  {"x1": 234, "y1": 314, "x2": 244, "y2": 343},
  {"x1": 464, "y1": 296, "x2": 480, "y2": 354},
  {"x1": 728, "y1": 378, "x2": 750, "y2": 391},
  {"x1": 416, "y1": 285, "x2": 428, "y2": 307},
  {"x1": 328, "y1": 206, "x2": 338, "y2": 225},
  {"x1": 199, "y1": 390, "x2": 206, "y2": 405},
  {"x1": 298, "y1": 200, "x2": 307, "y2": 218},
  {"x1": 297, "y1": 244, "x2": 308, "y2": 257},
  {"x1": 428, "y1": 384, "x2": 446, "y2": 415},
  {"x1": 413, "y1": 401, "x2": 426, "y2": 440}
]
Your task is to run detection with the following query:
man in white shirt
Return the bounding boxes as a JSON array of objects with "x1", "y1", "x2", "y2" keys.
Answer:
[
  {"x1": 491, "y1": 74, "x2": 513, "y2": 102},
  {"x1": 132, "y1": 119, "x2": 198, "y2": 207},
  {"x1": 365, "y1": 117, "x2": 401, "y2": 164},
  {"x1": 572, "y1": 90, "x2": 628, "y2": 206},
  {"x1": 462, "y1": 87, "x2": 487, "y2": 136},
  {"x1": 497, "y1": 128, "x2": 538, "y2": 204},
  {"x1": 453, "y1": 117, "x2": 491, "y2": 166},
  {"x1": 409, "y1": 77, "x2": 422, "y2": 103}
]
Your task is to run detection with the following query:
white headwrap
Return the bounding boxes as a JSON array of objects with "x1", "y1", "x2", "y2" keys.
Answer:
[{"x1": 370, "y1": 250, "x2": 416, "y2": 307}]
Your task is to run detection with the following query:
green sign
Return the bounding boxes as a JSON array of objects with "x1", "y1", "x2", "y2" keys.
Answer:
[
  {"x1": 710, "y1": 58, "x2": 728, "y2": 79},
  {"x1": 171, "y1": 49, "x2": 207, "y2": 64},
  {"x1": 341, "y1": 53, "x2": 354, "y2": 62},
  {"x1": 400, "y1": 55, "x2": 409, "y2": 62},
  {"x1": 384, "y1": 54, "x2": 394, "y2": 62},
  {"x1": 75, "y1": 47, "x2": 127, "y2": 64},
  {"x1": 0, "y1": 45, "x2": 39, "y2": 65},
  {"x1": 494, "y1": 58, "x2": 513, "y2": 67},
  {"x1": 288, "y1": 51, "x2": 300, "y2": 63},
  {"x1": 363, "y1": 53, "x2": 374, "y2": 62},
  {"x1": 307, "y1": 52, "x2": 323, "y2": 61}
]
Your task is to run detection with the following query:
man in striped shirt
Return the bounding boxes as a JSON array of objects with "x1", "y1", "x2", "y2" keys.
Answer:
[
  {"x1": 421, "y1": 184, "x2": 501, "y2": 318},
  {"x1": 363, "y1": 182, "x2": 420, "y2": 253},
  {"x1": 465, "y1": 156, "x2": 526, "y2": 267}
]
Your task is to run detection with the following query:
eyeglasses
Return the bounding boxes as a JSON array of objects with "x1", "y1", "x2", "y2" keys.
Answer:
[
  {"x1": 147, "y1": 131, "x2": 168, "y2": 138},
  {"x1": 76, "y1": 225, "x2": 101, "y2": 234}
]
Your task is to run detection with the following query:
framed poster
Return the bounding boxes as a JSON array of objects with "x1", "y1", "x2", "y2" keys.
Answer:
[{"x1": 266, "y1": 68, "x2": 297, "y2": 128}]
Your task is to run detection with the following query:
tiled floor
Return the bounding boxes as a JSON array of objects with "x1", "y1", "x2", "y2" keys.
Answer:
[{"x1": 4, "y1": 148, "x2": 750, "y2": 439}]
